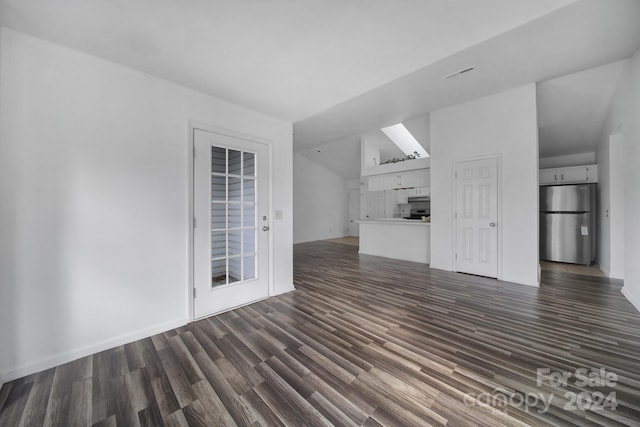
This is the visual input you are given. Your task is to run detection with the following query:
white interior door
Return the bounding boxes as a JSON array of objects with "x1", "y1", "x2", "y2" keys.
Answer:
[
  {"x1": 455, "y1": 157, "x2": 498, "y2": 278},
  {"x1": 193, "y1": 128, "x2": 270, "y2": 318}
]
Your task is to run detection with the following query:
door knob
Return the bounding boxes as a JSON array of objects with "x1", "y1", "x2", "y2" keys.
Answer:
[
  {"x1": 262, "y1": 226, "x2": 269, "y2": 231},
  {"x1": 489, "y1": 222, "x2": 496, "y2": 227}
]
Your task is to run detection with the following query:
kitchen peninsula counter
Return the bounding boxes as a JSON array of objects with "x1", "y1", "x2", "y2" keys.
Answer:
[{"x1": 357, "y1": 219, "x2": 430, "y2": 264}]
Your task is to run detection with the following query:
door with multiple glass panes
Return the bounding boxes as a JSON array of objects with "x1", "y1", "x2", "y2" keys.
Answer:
[{"x1": 193, "y1": 128, "x2": 270, "y2": 318}]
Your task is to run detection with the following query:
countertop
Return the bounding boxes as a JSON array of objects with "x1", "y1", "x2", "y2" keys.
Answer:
[{"x1": 357, "y1": 218, "x2": 430, "y2": 226}]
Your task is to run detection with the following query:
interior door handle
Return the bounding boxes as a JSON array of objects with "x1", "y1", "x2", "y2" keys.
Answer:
[{"x1": 489, "y1": 222, "x2": 496, "y2": 227}]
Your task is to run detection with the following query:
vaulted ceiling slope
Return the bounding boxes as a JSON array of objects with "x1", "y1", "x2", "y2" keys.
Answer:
[
  {"x1": 0, "y1": 0, "x2": 577, "y2": 124},
  {"x1": 293, "y1": 0, "x2": 640, "y2": 150},
  {"x1": 538, "y1": 60, "x2": 625, "y2": 159}
]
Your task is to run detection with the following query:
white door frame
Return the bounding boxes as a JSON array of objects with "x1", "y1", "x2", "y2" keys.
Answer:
[
  {"x1": 187, "y1": 121, "x2": 274, "y2": 321},
  {"x1": 452, "y1": 154, "x2": 503, "y2": 280}
]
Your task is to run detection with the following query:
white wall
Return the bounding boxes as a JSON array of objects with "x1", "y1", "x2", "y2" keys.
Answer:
[
  {"x1": 624, "y1": 50, "x2": 640, "y2": 310},
  {"x1": 0, "y1": 28, "x2": 293, "y2": 382},
  {"x1": 539, "y1": 152, "x2": 595, "y2": 169},
  {"x1": 430, "y1": 84, "x2": 539, "y2": 287},
  {"x1": 595, "y1": 50, "x2": 640, "y2": 310},
  {"x1": 596, "y1": 56, "x2": 634, "y2": 281},
  {"x1": 596, "y1": 132, "x2": 625, "y2": 279},
  {"x1": 608, "y1": 135, "x2": 625, "y2": 279},
  {"x1": 597, "y1": 133, "x2": 611, "y2": 275},
  {"x1": 293, "y1": 153, "x2": 348, "y2": 243}
]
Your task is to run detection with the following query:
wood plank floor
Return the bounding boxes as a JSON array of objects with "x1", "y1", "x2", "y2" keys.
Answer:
[
  {"x1": 540, "y1": 261, "x2": 607, "y2": 278},
  {"x1": 2, "y1": 241, "x2": 640, "y2": 426}
]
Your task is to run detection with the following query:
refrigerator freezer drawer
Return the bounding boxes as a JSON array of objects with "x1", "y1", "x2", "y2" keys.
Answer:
[{"x1": 540, "y1": 213, "x2": 591, "y2": 264}]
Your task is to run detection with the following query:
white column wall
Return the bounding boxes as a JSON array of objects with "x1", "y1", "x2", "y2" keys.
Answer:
[{"x1": 430, "y1": 84, "x2": 539, "y2": 287}]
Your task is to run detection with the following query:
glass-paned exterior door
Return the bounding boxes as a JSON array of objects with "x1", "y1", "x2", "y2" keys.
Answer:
[
  {"x1": 193, "y1": 129, "x2": 270, "y2": 318},
  {"x1": 211, "y1": 147, "x2": 257, "y2": 286}
]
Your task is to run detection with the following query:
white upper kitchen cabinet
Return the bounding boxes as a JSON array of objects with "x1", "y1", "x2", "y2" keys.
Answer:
[
  {"x1": 539, "y1": 164, "x2": 598, "y2": 185},
  {"x1": 539, "y1": 168, "x2": 559, "y2": 185},
  {"x1": 383, "y1": 174, "x2": 401, "y2": 189},
  {"x1": 416, "y1": 170, "x2": 430, "y2": 187},
  {"x1": 368, "y1": 169, "x2": 429, "y2": 191},
  {"x1": 397, "y1": 186, "x2": 430, "y2": 202},
  {"x1": 408, "y1": 187, "x2": 430, "y2": 197}
]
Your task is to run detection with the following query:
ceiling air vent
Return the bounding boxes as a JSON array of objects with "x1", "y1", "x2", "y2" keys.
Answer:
[{"x1": 443, "y1": 65, "x2": 475, "y2": 79}]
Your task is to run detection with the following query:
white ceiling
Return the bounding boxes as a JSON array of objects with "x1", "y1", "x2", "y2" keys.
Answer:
[
  {"x1": 0, "y1": 0, "x2": 577, "y2": 123},
  {"x1": 1, "y1": 0, "x2": 638, "y2": 172},
  {"x1": 537, "y1": 61, "x2": 625, "y2": 159}
]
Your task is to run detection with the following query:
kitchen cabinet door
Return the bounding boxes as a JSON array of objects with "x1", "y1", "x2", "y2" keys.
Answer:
[
  {"x1": 416, "y1": 170, "x2": 430, "y2": 187},
  {"x1": 562, "y1": 165, "x2": 598, "y2": 183},
  {"x1": 382, "y1": 174, "x2": 400, "y2": 190},
  {"x1": 413, "y1": 187, "x2": 430, "y2": 196},
  {"x1": 560, "y1": 166, "x2": 588, "y2": 183},
  {"x1": 398, "y1": 169, "x2": 429, "y2": 188},
  {"x1": 398, "y1": 172, "x2": 418, "y2": 188},
  {"x1": 585, "y1": 165, "x2": 598, "y2": 182},
  {"x1": 539, "y1": 169, "x2": 559, "y2": 185}
]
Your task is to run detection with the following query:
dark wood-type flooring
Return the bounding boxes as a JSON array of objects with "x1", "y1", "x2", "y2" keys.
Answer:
[{"x1": 2, "y1": 241, "x2": 640, "y2": 426}]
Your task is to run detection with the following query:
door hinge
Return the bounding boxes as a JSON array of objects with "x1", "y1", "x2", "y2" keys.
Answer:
[
  {"x1": 193, "y1": 288, "x2": 196, "y2": 298},
  {"x1": 455, "y1": 172, "x2": 458, "y2": 179},
  {"x1": 193, "y1": 218, "x2": 197, "y2": 228},
  {"x1": 455, "y1": 253, "x2": 458, "y2": 260}
]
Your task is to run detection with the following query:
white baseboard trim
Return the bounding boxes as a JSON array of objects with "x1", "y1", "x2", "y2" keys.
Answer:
[
  {"x1": 599, "y1": 264, "x2": 624, "y2": 280},
  {"x1": 500, "y1": 274, "x2": 540, "y2": 288},
  {"x1": 622, "y1": 287, "x2": 640, "y2": 313},
  {"x1": 0, "y1": 317, "x2": 188, "y2": 384},
  {"x1": 274, "y1": 286, "x2": 296, "y2": 296}
]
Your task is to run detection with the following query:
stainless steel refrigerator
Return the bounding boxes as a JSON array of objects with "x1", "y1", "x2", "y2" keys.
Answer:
[{"x1": 540, "y1": 183, "x2": 596, "y2": 265}]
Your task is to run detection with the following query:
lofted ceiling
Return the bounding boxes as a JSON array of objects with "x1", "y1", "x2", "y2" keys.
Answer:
[
  {"x1": 297, "y1": 136, "x2": 363, "y2": 181},
  {"x1": 0, "y1": 0, "x2": 577, "y2": 123}
]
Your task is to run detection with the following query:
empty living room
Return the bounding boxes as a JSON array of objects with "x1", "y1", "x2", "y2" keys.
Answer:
[{"x1": 2, "y1": 1, "x2": 640, "y2": 425}]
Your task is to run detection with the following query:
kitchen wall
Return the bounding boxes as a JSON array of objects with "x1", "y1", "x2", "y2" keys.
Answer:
[
  {"x1": 0, "y1": 28, "x2": 293, "y2": 382},
  {"x1": 293, "y1": 153, "x2": 349, "y2": 243},
  {"x1": 596, "y1": 50, "x2": 640, "y2": 309},
  {"x1": 430, "y1": 84, "x2": 539, "y2": 287}
]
